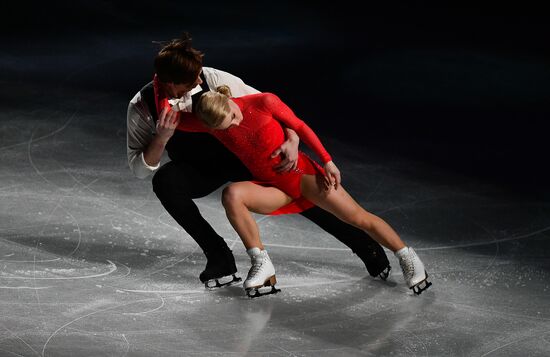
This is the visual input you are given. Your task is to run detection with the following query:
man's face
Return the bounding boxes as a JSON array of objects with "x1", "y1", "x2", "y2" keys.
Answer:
[{"x1": 163, "y1": 73, "x2": 203, "y2": 99}]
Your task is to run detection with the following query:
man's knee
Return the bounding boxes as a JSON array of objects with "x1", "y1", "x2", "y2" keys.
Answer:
[{"x1": 152, "y1": 165, "x2": 180, "y2": 198}]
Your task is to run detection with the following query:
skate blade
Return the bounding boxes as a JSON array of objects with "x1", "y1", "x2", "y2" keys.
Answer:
[
  {"x1": 205, "y1": 274, "x2": 242, "y2": 289},
  {"x1": 246, "y1": 285, "x2": 281, "y2": 299},
  {"x1": 378, "y1": 265, "x2": 391, "y2": 281},
  {"x1": 411, "y1": 272, "x2": 432, "y2": 295},
  {"x1": 245, "y1": 276, "x2": 280, "y2": 298}
]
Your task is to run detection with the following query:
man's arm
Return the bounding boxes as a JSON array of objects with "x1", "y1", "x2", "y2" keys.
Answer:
[
  {"x1": 144, "y1": 106, "x2": 182, "y2": 164},
  {"x1": 127, "y1": 92, "x2": 163, "y2": 179},
  {"x1": 271, "y1": 128, "x2": 300, "y2": 172},
  {"x1": 202, "y1": 67, "x2": 260, "y2": 96},
  {"x1": 128, "y1": 93, "x2": 183, "y2": 179}
]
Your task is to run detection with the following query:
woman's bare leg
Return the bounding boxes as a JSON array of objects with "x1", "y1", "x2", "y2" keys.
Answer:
[
  {"x1": 222, "y1": 182, "x2": 292, "y2": 250},
  {"x1": 300, "y1": 175, "x2": 405, "y2": 252},
  {"x1": 301, "y1": 175, "x2": 431, "y2": 294}
]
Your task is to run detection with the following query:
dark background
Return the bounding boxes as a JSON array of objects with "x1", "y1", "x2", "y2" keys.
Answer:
[{"x1": 3, "y1": 1, "x2": 550, "y2": 192}]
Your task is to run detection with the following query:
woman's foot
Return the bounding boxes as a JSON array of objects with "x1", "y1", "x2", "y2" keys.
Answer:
[
  {"x1": 395, "y1": 247, "x2": 432, "y2": 295},
  {"x1": 244, "y1": 248, "x2": 280, "y2": 298}
]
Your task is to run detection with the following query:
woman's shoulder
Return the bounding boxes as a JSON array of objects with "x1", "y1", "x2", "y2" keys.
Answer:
[{"x1": 240, "y1": 92, "x2": 281, "y2": 105}]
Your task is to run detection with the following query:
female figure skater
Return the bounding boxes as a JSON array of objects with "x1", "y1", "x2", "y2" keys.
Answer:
[{"x1": 165, "y1": 86, "x2": 431, "y2": 297}]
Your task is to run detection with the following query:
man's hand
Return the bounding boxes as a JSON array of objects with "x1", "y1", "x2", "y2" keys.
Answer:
[
  {"x1": 143, "y1": 106, "x2": 180, "y2": 167},
  {"x1": 271, "y1": 128, "x2": 300, "y2": 173},
  {"x1": 156, "y1": 106, "x2": 180, "y2": 142},
  {"x1": 323, "y1": 161, "x2": 341, "y2": 191}
]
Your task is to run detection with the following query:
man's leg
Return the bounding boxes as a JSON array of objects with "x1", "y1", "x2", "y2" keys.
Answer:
[
  {"x1": 299, "y1": 206, "x2": 391, "y2": 278},
  {"x1": 153, "y1": 160, "x2": 228, "y2": 251},
  {"x1": 152, "y1": 159, "x2": 249, "y2": 285}
]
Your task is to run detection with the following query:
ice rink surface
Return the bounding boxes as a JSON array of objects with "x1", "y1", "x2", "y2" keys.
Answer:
[
  {"x1": 2, "y1": 7, "x2": 550, "y2": 355},
  {"x1": 1, "y1": 81, "x2": 549, "y2": 357}
]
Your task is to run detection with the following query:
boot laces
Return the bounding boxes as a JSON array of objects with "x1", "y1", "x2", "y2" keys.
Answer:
[
  {"x1": 399, "y1": 253, "x2": 415, "y2": 280},
  {"x1": 248, "y1": 255, "x2": 266, "y2": 278}
]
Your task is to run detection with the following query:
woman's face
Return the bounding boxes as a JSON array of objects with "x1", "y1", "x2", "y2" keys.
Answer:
[{"x1": 215, "y1": 99, "x2": 243, "y2": 130}]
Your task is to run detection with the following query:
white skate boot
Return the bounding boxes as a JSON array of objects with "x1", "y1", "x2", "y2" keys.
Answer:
[
  {"x1": 244, "y1": 248, "x2": 281, "y2": 298},
  {"x1": 395, "y1": 247, "x2": 432, "y2": 295}
]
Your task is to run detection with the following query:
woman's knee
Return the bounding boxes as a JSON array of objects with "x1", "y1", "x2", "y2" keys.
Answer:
[{"x1": 221, "y1": 184, "x2": 245, "y2": 209}]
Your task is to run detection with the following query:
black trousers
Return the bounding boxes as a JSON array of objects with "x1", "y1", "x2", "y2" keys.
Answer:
[{"x1": 152, "y1": 132, "x2": 389, "y2": 276}]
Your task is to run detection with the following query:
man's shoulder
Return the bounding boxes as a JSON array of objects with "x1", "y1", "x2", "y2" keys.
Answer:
[
  {"x1": 129, "y1": 81, "x2": 155, "y2": 106},
  {"x1": 139, "y1": 80, "x2": 154, "y2": 93},
  {"x1": 129, "y1": 80, "x2": 153, "y2": 105},
  {"x1": 128, "y1": 84, "x2": 153, "y2": 118},
  {"x1": 202, "y1": 67, "x2": 259, "y2": 96},
  {"x1": 202, "y1": 66, "x2": 238, "y2": 80},
  {"x1": 202, "y1": 66, "x2": 222, "y2": 74},
  {"x1": 129, "y1": 91, "x2": 143, "y2": 105}
]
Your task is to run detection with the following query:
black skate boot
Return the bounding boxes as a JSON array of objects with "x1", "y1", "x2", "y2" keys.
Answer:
[
  {"x1": 199, "y1": 248, "x2": 242, "y2": 289},
  {"x1": 354, "y1": 241, "x2": 392, "y2": 281}
]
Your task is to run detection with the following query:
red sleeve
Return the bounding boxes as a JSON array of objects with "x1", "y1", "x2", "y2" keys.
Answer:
[
  {"x1": 176, "y1": 117, "x2": 209, "y2": 133},
  {"x1": 175, "y1": 112, "x2": 210, "y2": 133},
  {"x1": 263, "y1": 93, "x2": 332, "y2": 164}
]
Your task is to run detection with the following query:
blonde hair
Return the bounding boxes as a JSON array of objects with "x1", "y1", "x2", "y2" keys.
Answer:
[{"x1": 196, "y1": 85, "x2": 233, "y2": 128}]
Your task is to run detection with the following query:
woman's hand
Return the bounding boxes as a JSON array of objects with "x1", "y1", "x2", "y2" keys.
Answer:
[
  {"x1": 323, "y1": 161, "x2": 341, "y2": 191},
  {"x1": 271, "y1": 128, "x2": 299, "y2": 173},
  {"x1": 156, "y1": 106, "x2": 180, "y2": 142}
]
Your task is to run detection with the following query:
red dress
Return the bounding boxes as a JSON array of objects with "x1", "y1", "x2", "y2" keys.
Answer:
[{"x1": 174, "y1": 93, "x2": 333, "y2": 215}]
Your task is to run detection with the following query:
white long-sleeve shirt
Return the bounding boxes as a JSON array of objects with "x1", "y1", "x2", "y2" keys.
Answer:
[{"x1": 126, "y1": 67, "x2": 259, "y2": 178}]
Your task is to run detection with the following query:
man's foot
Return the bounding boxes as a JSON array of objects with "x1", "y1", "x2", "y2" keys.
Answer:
[
  {"x1": 200, "y1": 248, "x2": 242, "y2": 288},
  {"x1": 354, "y1": 243, "x2": 391, "y2": 279},
  {"x1": 377, "y1": 265, "x2": 391, "y2": 281}
]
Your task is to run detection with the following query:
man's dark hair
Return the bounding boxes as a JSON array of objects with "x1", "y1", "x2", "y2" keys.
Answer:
[{"x1": 154, "y1": 32, "x2": 204, "y2": 84}]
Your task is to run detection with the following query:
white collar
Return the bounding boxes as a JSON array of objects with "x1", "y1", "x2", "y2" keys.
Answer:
[
  {"x1": 190, "y1": 84, "x2": 203, "y2": 96},
  {"x1": 168, "y1": 84, "x2": 203, "y2": 112}
]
